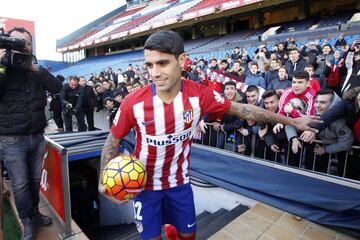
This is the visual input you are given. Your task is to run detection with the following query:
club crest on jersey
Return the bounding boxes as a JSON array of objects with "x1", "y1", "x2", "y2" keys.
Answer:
[
  {"x1": 213, "y1": 90, "x2": 225, "y2": 104},
  {"x1": 183, "y1": 109, "x2": 194, "y2": 124}
]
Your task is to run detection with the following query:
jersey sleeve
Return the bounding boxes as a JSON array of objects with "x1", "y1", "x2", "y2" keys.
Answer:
[
  {"x1": 111, "y1": 97, "x2": 136, "y2": 139},
  {"x1": 199, "y1": 84, "x2": 232, "y2": 116}
]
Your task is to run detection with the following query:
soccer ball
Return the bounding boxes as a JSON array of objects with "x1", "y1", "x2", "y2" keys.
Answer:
[{"x1": 102, "y1": 155, "x2": 147, "y2": 201}]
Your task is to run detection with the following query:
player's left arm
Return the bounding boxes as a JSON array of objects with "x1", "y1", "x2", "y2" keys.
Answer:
[
  {"x1": 227, "y1": 101, "x2": 320, "y2": 133},
  {"x1": 99, "y1": 132, "x2": 129, "y2": 204},
  {"x1": 100, "y1": 132, "x2": 121, "y2": 171}
]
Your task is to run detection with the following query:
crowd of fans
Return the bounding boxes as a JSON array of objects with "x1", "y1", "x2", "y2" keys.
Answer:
[{"x1": 50, "y1": 34, "x2": 360, "y2": 180}]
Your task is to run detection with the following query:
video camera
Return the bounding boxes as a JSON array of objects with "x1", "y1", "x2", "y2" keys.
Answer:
[
  {"x1": 65, "y1": 103, "x2": 76, "y2": 114},
  {"x1": 0, "y1": 28, "x2": 32, "y2": 69}
]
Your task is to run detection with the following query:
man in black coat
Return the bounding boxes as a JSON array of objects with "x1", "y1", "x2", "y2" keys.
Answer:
[
  {"x1": 0, "y1": 27, "x2": 62, "y2": 240},
  {"x1": 60, "y1": 76, "x2": 87, "y2": 132},
  {"x1": 79, "y1": 76, "x2": 97, "y2": 131},
  {"x1": 49, "y1": 74, "x2": 65, "y2": 131}
]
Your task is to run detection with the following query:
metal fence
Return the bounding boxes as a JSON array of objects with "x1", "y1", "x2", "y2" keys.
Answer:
[{"x1": 194, "y1": 123, "x2": 360, "y2": 182}]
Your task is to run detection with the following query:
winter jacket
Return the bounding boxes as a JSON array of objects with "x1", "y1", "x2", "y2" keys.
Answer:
[
  {"x1": 315, "y1": 96, "x2": 360, "y2": 142},
  {"x1": 278, "y1": 86, "x2": 316, "y2": 118},
  {"x1": 316, "y1": 93, "x2": 354, "y2": 153},
  {"x1": 245, "y1": 72, "x2": 266, "y2": 89},
  {"x1": 284, "y1": 56, "x2": 307, "y2": 79},
  {"x1": 264, "y1": 69, "x2": 279, "y2": 87},
  {"x1": 267, "y1": 77, "x2": 291, "y2": 91},
  {"x1": 0, "y1": 66, "x2": 62, "y2": 135}
]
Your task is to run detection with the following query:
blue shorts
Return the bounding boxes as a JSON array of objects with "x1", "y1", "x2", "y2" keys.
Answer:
[{"x1": 133, "y1": 183, "x2": 196, "y2": 240}]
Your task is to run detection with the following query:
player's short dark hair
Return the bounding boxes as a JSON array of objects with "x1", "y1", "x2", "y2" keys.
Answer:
[
  {"x1": 293, "y1": 71, "x2": 309, "y2": 81},
  {"x1": 144, "y1": 30, "x2": 184, "y2": 58},
  {"x1": 246, "y1": 85, "x2": 259, "y2": 93},
  {"x1": 262, "y1": 89, "x2": 279, "y2": 100}
]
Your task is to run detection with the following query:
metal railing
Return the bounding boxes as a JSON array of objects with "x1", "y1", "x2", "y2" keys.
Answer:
[
  {"x1": 195, "y1": 123, "x2": 360, "y2": 183},
  {"x1": 43, "y1": 136, "x2": 73, "y2": 238}
]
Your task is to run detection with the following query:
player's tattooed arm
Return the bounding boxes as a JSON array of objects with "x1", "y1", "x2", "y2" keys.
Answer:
[
  {"x1": 100, "y1": 132, "x2": 121, "y2": 171},
  {"x1": 228, "y1": 101, "x2": 320, "y2": 133}
]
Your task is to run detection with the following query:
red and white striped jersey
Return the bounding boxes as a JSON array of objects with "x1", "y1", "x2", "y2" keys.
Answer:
[
  {"x1": 111, "y1": 80, "x2": 231, "y2": 190},
  {"x1": 278, "y1": 86, "x2": 316, "y2": 118}
]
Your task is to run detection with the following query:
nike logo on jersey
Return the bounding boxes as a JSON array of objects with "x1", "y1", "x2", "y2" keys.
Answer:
[
  {"x1": 187, "y1": 221, "x2": 196, "y2": 228},
  {"x1": 141, "y1": 120, "x2": 155, "y2": 126}
]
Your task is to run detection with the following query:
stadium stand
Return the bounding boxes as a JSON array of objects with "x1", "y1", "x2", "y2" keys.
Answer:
[{"x1": 138, "y1": 0, "x2": 202, "y2": 28}]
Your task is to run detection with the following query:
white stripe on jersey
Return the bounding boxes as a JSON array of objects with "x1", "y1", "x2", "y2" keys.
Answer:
[
  {"x1": 189, "y1": 97, "x2": 201, "y2": 136},
  {"x1": 153, "y1": 95, "x2": 166, "y2": 190},
  {"x1": 305, "y1": 92, "x2": 313, "y2": 115},
  {"x1": 168, "y1": 93, "x2": 185, "y2": 188},
  {"x1": 182, "y1": 143, "x2": 191, "y2": 185},
  {"x1": 133, "y1": 102, "x2": 148, "y2": 168},
  {"x1": 179, "y1": 96, "x2": 201, "y2": 182}
]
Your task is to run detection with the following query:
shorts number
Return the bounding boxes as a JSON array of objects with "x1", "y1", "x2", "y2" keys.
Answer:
[{"x1": 134, "y1": 201, "x2": 143, "y2": 221}]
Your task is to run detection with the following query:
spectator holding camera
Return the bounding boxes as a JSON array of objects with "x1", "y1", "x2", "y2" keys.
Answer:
[
  {"x1": 0, "y1": 27, "x2": 62, "y2": 240},
  {"x1": 60, "y1": 76, "x2": 87, "y2": 132}
]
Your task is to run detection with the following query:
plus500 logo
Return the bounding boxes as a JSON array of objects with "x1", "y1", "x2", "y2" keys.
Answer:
[{"x1": 146, "y1": 129, "x2": 192, "y2": 146}]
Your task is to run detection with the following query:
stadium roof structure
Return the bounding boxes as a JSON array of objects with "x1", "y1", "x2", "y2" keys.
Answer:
[{"x1": 56, "y1": 0, "x2": 278, "y2": 53}]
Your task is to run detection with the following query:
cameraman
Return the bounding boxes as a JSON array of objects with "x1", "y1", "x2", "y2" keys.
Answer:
[
  {"x1": 0, "y1": 27, "x2": 62, "y2": 240},
  {"x1": 60, "y1": 76, "x2": 86, "y2": 132}
]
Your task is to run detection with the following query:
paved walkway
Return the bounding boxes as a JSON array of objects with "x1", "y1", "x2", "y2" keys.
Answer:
[{"x1": 210, "y1": 203, "x2": 357, "y2": 240}]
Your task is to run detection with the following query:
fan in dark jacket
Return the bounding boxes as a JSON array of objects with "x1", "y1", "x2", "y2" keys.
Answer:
[
  {"x1": 284, "y1": 48, "x2": 307, "y2": 79},
  {"x1": 49, "y1": 74, "x2": 65, "y2": 131}
]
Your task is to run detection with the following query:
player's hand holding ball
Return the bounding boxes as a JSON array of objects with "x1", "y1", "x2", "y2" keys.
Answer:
[{"x1": 99, "y1": 154, "x2": 147, "y2": 204}]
